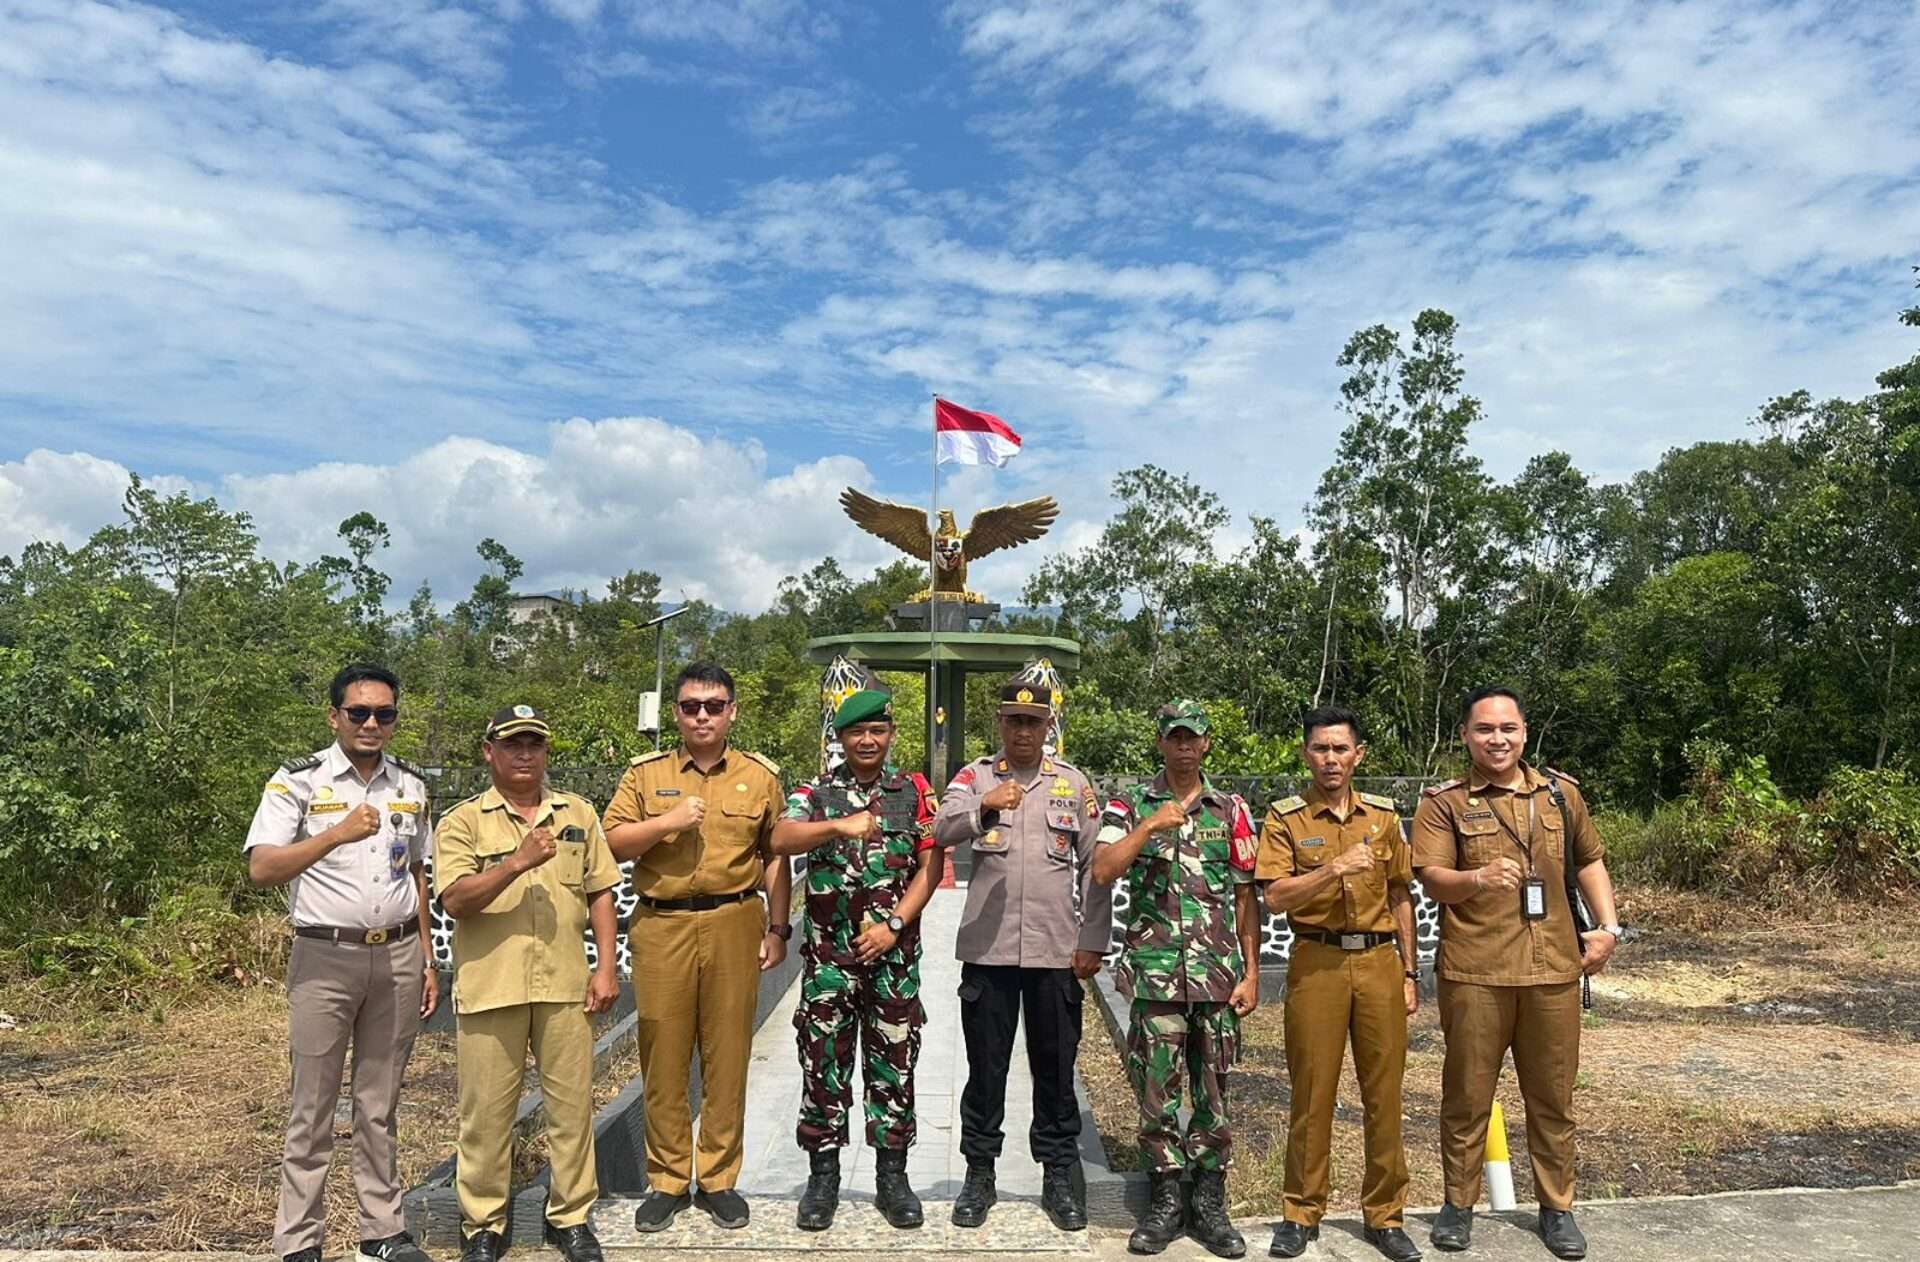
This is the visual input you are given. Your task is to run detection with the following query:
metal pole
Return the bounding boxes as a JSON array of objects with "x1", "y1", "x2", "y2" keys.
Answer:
[
  {"x1": 929, "y1": 393, "x2": 941, "y2": 785},
  {"x1": 654, "y1": 622, "x2": 666, "y2": 751}
]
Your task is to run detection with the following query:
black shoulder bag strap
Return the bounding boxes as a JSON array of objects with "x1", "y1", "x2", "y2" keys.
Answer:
[{"x1": 1545, "y1": 772, "x2": 1594, "y2": 1012}]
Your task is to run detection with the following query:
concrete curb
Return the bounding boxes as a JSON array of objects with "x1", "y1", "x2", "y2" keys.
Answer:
[{"x1": 403, "y1": 945, "x2": 806, "y2": 1247}]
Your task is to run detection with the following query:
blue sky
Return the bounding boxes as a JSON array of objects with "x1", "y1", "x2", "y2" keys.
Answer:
[{"x1": 2, "y1": 0, "x2": 1917, "y2": 609}]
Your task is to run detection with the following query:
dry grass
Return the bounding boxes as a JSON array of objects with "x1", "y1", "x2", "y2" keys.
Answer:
[
  {"x1": 1084, "y1": 888, "x2": 1920, "y2": 1215},
  {"x1": 0, "y1": 981, "x2": 645, "y2": 1252}
]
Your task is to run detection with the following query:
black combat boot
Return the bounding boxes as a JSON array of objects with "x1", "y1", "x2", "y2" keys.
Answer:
[
  {"x1": 1187, "y1": 1168, "x2": 1245, "y2": 1258},
  {"x1": 951, "y1": 1160, "x2": 997, "y2": 1227},
  {"x1": 1041, "y1": 1161, "x2": 1088, "y2": 1231},
  {"x1": 873, "y1": 1147, "x2": 924, "y2": 1229},
  {"x1": 795, "y1": 1149, "x2": 840, "y2": 1231},
  {"x1": 1127, "y1": 1170, "x2": 1185, "y2": 1254}
]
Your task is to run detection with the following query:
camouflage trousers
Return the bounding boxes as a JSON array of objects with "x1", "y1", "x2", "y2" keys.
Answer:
[
  {"x1": 1127, "y1": 998, "x2": 1241, "y2": 1172},
  {"x1": 794, "y1": 950, "x2": 926, "y2": 1151}
]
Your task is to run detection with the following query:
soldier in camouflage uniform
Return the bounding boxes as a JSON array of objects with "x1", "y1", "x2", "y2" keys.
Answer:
[
  {"x1": 1091, "y1": 701, "x2": 1259, "y2": 1259},
  {"x1": 770, "y1": 689, "x2": 944, "y2": 1231}
]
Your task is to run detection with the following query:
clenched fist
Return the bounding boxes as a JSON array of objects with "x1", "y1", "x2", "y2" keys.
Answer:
[
  {"x1": 513, "y1": 825, "x2": 558, "y2": 873},
  {"x1": 838, "y1": 810, "x2": 881, "y2": 841},
  {"x1": 333, "y1": 803, "x2": 383, "y2": 846},
  {"x1": 1330, "y1": 841, "x2": 1376, "y2": 877},
  {"x1": 1475, "y1": 856, "x2": 1524, "y2": 893},
  {"x1": 1145, "y1": 798, "x2": 1190, "y2": 834},
  {"x1": 662, "y1": 795, "x2": 707, "y2": 836},
  {"x1": 980, "y1": 781, "x2": 1024, "y2": 812}
]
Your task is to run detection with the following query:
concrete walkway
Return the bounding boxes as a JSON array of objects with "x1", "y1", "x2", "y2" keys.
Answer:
[
  {"x1": 585, "y1": 882, "x2": 1095, "y2": 1251},
  {"x1": 10, "y1": 1177, "x2": 1918, "y2": 1262}
]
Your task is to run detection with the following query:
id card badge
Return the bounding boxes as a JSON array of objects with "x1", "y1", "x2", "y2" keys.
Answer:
[
  {"x1": 388, "y1": 837, "x2": 410, "y2": 883},
  {"x1": 1522, "y1": 876, "x2": 1548, "y2": 921}
]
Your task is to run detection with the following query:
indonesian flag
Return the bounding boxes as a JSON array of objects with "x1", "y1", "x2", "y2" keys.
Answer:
[{"x1": 935, "y1": 398, "x2": 1023, "y2": 467}]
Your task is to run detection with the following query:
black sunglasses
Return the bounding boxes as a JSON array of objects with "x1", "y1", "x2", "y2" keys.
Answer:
[
  {"x1": 676, "y1": 698, "x2": 731, "y2": 717},
  {"x1": 342, "y1": 706, "x2": 399, "y2": 726}
]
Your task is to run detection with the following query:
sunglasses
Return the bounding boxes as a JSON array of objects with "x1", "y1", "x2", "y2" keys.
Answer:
[
  {"x1": 676, "y1": 698, "x2": 732, "y2": 717},
  {"x1": 342, "y1": 706, "x2": 399, "y2": 726}
]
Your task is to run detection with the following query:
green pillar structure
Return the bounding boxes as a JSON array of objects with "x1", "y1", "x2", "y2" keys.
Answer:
[{"x1": 804, "y1": 630, "x2": 1080, "y2": 789}]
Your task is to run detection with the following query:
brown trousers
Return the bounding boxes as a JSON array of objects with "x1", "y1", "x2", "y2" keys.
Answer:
[
  {"x1": 455, "y1": 1001, "x2": 598, "y2": 1235},
  {"x1": 1281, "y1": 940, "x2": 1409, "y2": 1228},
  {"x1": 1438, "y1": 978, "x2": 1582, "y2": 1210},
  {"x1": 275, "y1": 934, "x2": 423, "y2": 1256},
  {"x1": 630, "y1": 897, "x2": 763, "y2": 1194}
]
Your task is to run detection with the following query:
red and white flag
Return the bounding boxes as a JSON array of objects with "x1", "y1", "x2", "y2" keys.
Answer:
[{"x1": 935, "y1": 398, "x2": 1022, "y2": 467}]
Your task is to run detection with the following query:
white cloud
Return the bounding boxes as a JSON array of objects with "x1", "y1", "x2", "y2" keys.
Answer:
[{"x1": 0, "y1": 449, "x2": 190, "y2": 557}]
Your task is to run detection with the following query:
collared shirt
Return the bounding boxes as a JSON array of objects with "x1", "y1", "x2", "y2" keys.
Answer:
[
  {"x1": 432, "y1": 787, "x2": 622, "y2": 1015},
  {"x1": 1255, "y1": 784, "x2": 1411, "y2": 935},
  {"x1": 1096, "y1": 772, "x2": 1256, "y2": 1003},
  {"x1": 601, "y1": 745, "x2": 782, "y2": 900},
  {"x1": 932, "y1": 751, "x2": 1113, "y2": 968},
  {"x1": 244, "y1": 744, "x2": 432, "y2": 930},
  {"x1": 1410, "y1": 762, "x2": 1605, "y2": 986},
  {"x1": 783, "y1": 764, "x2": 936, "y2": 965}
]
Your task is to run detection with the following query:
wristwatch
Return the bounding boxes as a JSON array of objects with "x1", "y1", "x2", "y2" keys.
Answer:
[
  {"x1": 768, "y1": 922, "x2": 792, "y2": 941},
  {"x1": 1599, "y1": 923, "x2": 1625, "y2": 939},
  {"x1": 886, "y1": 914, "x2": 906, "y2": 934}
]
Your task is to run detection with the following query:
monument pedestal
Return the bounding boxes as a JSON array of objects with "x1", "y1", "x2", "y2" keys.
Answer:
[
  {"x1": 888, "y1": 598, "x2": 1001, "y2": 633},
  {"x1": 805, "y1": 630, "x2": 1079, "y2": 788}
]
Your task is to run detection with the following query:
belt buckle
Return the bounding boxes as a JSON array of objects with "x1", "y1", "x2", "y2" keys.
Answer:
[
  {"x1": 1340, "y1": 933, "x2": 1365, "y2": 951},
  {"x1": 366, "y1": 928, "x2": 390, "y2": 945}
]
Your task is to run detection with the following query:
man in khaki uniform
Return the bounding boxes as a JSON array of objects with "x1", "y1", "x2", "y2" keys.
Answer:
[
  {"x1": 1257, "y1": 706, "x2": 1420, "y2": 1262},
  {"x1": 246, "y1": 664, "x2": 436, "y2": 1262},
  {"x1": 1412, "y1": 686, "x2": 1622, "y2": 1261},
  {"x1": 602, "y1": 663, "x2": 792, "y2": 1233},
  {"x1": 435, "y1": 706, "x2": 622, "y2": 1262}
]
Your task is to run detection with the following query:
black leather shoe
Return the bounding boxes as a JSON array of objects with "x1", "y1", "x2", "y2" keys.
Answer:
[
  {"x1": 632, "y1": 1190, "x2": 690, "y2": 1233},
  {"x1": 285, "y1": 1248, "x2": 323, "y2": 1262},
  {"x1": 1041, "y1": 1161, "x2": 1088, "y2": 1231},
  {"x1": 1364, "y1": 1225, "x2": 1423, "y2": 1261},
  {"x1": 696, "y1": 1187, "x2": 750, "y2": 1229},
  {"x1": 542, "y1": 1222, "x2": 602, "y2": 1262},
  {"x1": 1186, "y1": 1168, "x2": 1245, "y2": 1257},
  {"x1": 1128, "y1": 1170, "x2": 1185, "y2": 1254},
  {"x1": 952, "y1": 1161, "x2": 997, "y2": 1227},
  {"x1": 797, "y1": 1149, "x2": 840, "y2": 1231},
  {"x1": 1269, "y1": 1220, "x2": 1318, "y2": 1258},
  {"x1": 873, "y1": 1146, "x2": 924, "y2": 1229},
  {"x1": 458, "y1": 1229, "x2": 501, "y2": 1262},
  {"x1": 1539, "y1": 1209, "x2": 1587, "y2": 1260},
  {"x1": 1430, "y1": 1203, "x2": 1472, "y2": 1252}
]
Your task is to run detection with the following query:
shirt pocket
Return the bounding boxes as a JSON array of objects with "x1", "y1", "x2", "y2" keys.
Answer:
[
  {"x1": 472, "y1": 837, "x2": 525, "y2": 912},
  {"x1": 1457, "y1": 815, "x2": 1503, "y2": 867},
  {"x1": 554, "y1": 839, "x2": 586, "y2": 888},
  {"x1": 972, "y1": 824, "x2": 1011, "y2": 855},
  {"x1": 712, "y1": 795, "x2": 763, "y2": 847},
  {"x1": 1045, "y1": 810, "x2": 1080, "y2": 864},
  {"x1": 1199, "y1": 836, "x2": 1232, "y2": 892}
]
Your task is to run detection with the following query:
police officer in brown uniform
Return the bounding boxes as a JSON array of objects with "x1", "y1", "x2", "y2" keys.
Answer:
[
  {"x1": 601, "y1": 663, "x2": 792, "y2": 1234},
  {"x1": 1412, "y1": 687, "x2": 1622, "y2": 1261},
  {"x1": 435, "y1": 706, "x2": 623, "y2": 1262},
  {"x1": 246, "y1": 664, "x2": 437, "y2": 1262},
  {"x1": 1258, "y1": 706, "x2": 1421, "y2": 1262},
  {"x1": 932, "y1": 680, "x2": 1113, "y2": 1233}
]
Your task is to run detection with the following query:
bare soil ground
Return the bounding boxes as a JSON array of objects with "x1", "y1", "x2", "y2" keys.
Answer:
[
  {"x1": 0, "y1": 983, "x2": 640, "y2": 1252},
  {"x1": 1083, "y1": 889, "x2": 1920, "y2": 1216}
]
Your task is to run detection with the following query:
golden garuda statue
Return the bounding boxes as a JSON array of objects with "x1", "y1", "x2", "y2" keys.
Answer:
[{"x1": 839, "y1": 488, "x2": 1059, "y2": 603}]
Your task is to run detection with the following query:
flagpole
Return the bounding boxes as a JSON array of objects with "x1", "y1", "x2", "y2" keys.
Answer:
[{"x1": 929, "y1": 392, "x2": 941, "y2": 786}]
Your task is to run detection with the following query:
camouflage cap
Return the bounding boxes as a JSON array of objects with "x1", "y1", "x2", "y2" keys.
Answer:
[
  {"x1": 1156, "y1": 699, "x2": 1210, "y2": 736},
  {"x1": 833, "y1": 688, "x2": 894, "y2": 731}
]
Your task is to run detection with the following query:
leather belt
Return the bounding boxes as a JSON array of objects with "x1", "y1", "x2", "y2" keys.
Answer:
[
  {"x1": 1296, "y1": 928, "x2": 1394, "y2": 951},
  {"x1": 636, "y1": 889, "x2": 756, "y2": 912},
  {"x1": 294, "y1": 921, "x2": 419, "y2": 946}
]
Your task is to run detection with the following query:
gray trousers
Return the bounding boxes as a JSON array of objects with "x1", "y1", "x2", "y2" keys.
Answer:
[{"x1": 274, "y1": 933, "x2": 424, "y2": 1255}]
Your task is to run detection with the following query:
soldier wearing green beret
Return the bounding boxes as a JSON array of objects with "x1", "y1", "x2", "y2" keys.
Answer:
[{"x1": 771, "y1": 689, "x2": 945, "y2": 1232}]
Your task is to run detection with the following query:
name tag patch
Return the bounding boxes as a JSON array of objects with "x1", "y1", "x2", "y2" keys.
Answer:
[
  {"x1": 308, "y1": 801, "x2": 348, "y2": 815},
  {"x1": 1300, "y1": 836, "x2": 1325, "y2": 848}
]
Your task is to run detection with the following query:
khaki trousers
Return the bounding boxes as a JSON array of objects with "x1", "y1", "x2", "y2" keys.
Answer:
[
  {"x1": 1438, "y1": 978, "x2": 1582, "y2": 1210},
  {"x1": 456, "y1": 1002, "x2": 597, "y2": 1235},
  {"x1": 1281, "y1": 940, "x2": 1409, "y2": 1228},
  {"x1": 630, "y1": 897, "x2": 763, "y2": 1194},
  {"x1": 274, "y1": 934, "x2": 423, "y2": 1256}
]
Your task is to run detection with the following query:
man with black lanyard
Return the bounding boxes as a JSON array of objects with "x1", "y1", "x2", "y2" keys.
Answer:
[{"x1": 1411, "y1": 686, "x2": 1623, "y2": 1261}]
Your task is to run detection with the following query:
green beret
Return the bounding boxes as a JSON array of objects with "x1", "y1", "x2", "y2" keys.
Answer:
[{"x1": 833, "y1": 689, "x2": 894, "y2": 731}]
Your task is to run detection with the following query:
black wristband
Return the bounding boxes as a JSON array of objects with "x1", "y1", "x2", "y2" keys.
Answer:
[{"x1": 768, "y1": 923, "x2": 792, "y2": 941}]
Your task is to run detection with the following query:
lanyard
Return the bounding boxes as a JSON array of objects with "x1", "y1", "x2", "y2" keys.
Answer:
[{"x1": 1489, "y1": 793, "x2": 1539, "y2": 874}]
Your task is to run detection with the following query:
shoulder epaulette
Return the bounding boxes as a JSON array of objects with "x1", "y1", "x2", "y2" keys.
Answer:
[
  {"x1": 388, "y1": 755, "x2": 426, "y2": 780},
  {"x1": 628, "y1": 750, "x2": 670, "y2": 767},
  {"x1": 439, "y1": 790, "x2": 486, "y2": 817},
  {"x1": 1271, "y1": 794, "x2": 1306, "y2": 815},
  {"x1": 1359, "y1": 791, "x2": 1398, "y2": 811},
  {"x1": 1422, "y1": 778, "x2": 1463, "y2": 798},
  {"x1": 280, "y1": 754, "x2": 323, "y2": 773},
  {"x1": 741, "y1": 750, "x2": 782, "y2": 777},
  {"x1": 1544, "y1": 767, "x2": 1580, "y2": 786}
]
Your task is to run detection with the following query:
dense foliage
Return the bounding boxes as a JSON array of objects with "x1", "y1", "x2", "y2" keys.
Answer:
[{"x1": 4, "y1": 288, "x2": 1917, "y2": 933}]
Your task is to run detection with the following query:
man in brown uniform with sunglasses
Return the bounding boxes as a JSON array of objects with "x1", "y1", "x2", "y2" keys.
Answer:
[
  {"x1": 1412, "y1": 686, "x2": 1622, "y2": 1261},
  {"x1": 602, "y1": 663, "x2": 793, "y2": 1234}
]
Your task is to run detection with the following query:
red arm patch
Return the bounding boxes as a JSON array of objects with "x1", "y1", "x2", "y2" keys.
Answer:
[{"x1": 1228, "y1": 793, "x2": 1257, "y2": 870}]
